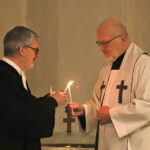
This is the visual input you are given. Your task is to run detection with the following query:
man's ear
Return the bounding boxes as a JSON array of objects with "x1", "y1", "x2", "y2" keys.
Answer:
[
  {"x1": 121, "y1": 34, "x2": 128, "y2": 41},
  {"x1": 18, "y1": 46, "x2": 25, "y2": 56}
]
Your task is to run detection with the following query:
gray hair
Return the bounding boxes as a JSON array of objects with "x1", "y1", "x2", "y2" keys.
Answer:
[{"x1": 4, "y1": 26, "x2": 39, "y2": 56}]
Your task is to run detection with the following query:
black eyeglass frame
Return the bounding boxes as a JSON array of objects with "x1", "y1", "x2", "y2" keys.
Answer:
[
  {"x1": 24, "y1": 46, "x2": 39, "y2": 55},
  {"x1": 96, "y1": 34, "x2": 121, "y2": 47}
]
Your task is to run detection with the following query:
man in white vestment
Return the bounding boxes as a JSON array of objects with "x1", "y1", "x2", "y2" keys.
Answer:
[{"x1": 66, "y1": 18, "x2": 150, "y2": 150}]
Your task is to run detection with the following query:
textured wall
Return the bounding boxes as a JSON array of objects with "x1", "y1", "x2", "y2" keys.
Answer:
[
  {"x1": 25, "y1": 0, "x2": 58, "y2": 96},
  {"x1": 0, "y1": 0, "x2": 27, "y2": 57}
]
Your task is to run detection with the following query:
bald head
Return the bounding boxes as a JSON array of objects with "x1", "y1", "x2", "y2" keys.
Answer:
[{"x1": 97, "y1": 18, "x2": 128, "y2": 38}]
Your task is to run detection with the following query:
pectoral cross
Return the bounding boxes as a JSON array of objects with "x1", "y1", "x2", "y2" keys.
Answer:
[
  {"x1": 116, "y1": 80, "x2": 128, "y2": 104},
  {"x1": 63, "y1": 114, "x2": 75, "y2": 133}
]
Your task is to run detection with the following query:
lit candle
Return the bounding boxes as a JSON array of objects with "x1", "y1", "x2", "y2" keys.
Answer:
[
  {"x1": 65, "y1": 80, "x2": 74, "y2": 115},
  {"x1": 68, "y1": 86, "x2": 73, "y2": 104}
]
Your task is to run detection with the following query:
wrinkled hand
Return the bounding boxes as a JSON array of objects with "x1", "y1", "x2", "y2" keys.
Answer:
[
  {"x1": 65, "y1": 102, "x2": 85, "y2": 117},
  {"x1": 97, "y1": 106, "x2": 111, "y2": 125},
  {"x1": 51, "y1": 89, "x2": 67, "y2": 106}
]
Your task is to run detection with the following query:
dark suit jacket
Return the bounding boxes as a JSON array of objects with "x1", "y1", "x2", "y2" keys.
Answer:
[{"x1": 0, "y1": 60, "x2": 58, "y2": 150}]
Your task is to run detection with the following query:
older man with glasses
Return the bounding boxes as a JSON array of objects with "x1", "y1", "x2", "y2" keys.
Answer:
[
  {"x1": 66, "y1": 18, "x2": 150, "y2": 150},
  {"x1": 0, "y1": 26, "x2": 67, "y2": 150}
]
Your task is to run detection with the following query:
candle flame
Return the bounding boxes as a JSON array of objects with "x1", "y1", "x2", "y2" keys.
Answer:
[
  {"x1": 67, "y1": 80, "x2": 74, "y2": 88},
  {"x1": 64, "y1": 80, "x2": 74, "y2": 92}
]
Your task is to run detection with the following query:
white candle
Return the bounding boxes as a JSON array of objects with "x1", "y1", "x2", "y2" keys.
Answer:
[
  {"x1": 50, "y1": 86, "x2": 52, "y2": 94},
  {"x1": 68, "y1": 86, "x2": 72, "y2": 103},
  {"x1": 65, "y1": 80, "x2": 74, "y2": 115},
  {"x1": 68, "y1": 86, "x2": 74, "y2": 115}
]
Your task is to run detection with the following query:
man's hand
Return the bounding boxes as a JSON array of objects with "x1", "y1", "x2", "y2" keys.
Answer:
[
  {"x1": 51, "y1": 90, "x2": 67, "y2": 106},
  {"x1": 97, "y1": 106, "x2": 111, "y2": 125},
  {"x1": 65, "y1": 102, "x2": 85, "y2": 117}
]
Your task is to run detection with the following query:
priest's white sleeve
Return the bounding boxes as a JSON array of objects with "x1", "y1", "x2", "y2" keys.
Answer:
[
  {"x1": 82, "y1": 102, "x2": 97, "y2": 133},
  {"x1": 78, "y1": 71, "x2": 102, "y2": 133}
]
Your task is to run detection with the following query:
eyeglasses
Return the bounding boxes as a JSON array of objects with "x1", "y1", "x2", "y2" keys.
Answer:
[
  {"x1": 24, "y1": 46, "x2": 39, "y2": 55},
  {"x1": 96, "y1": 34, "x2": 121, "y2": 47}
]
